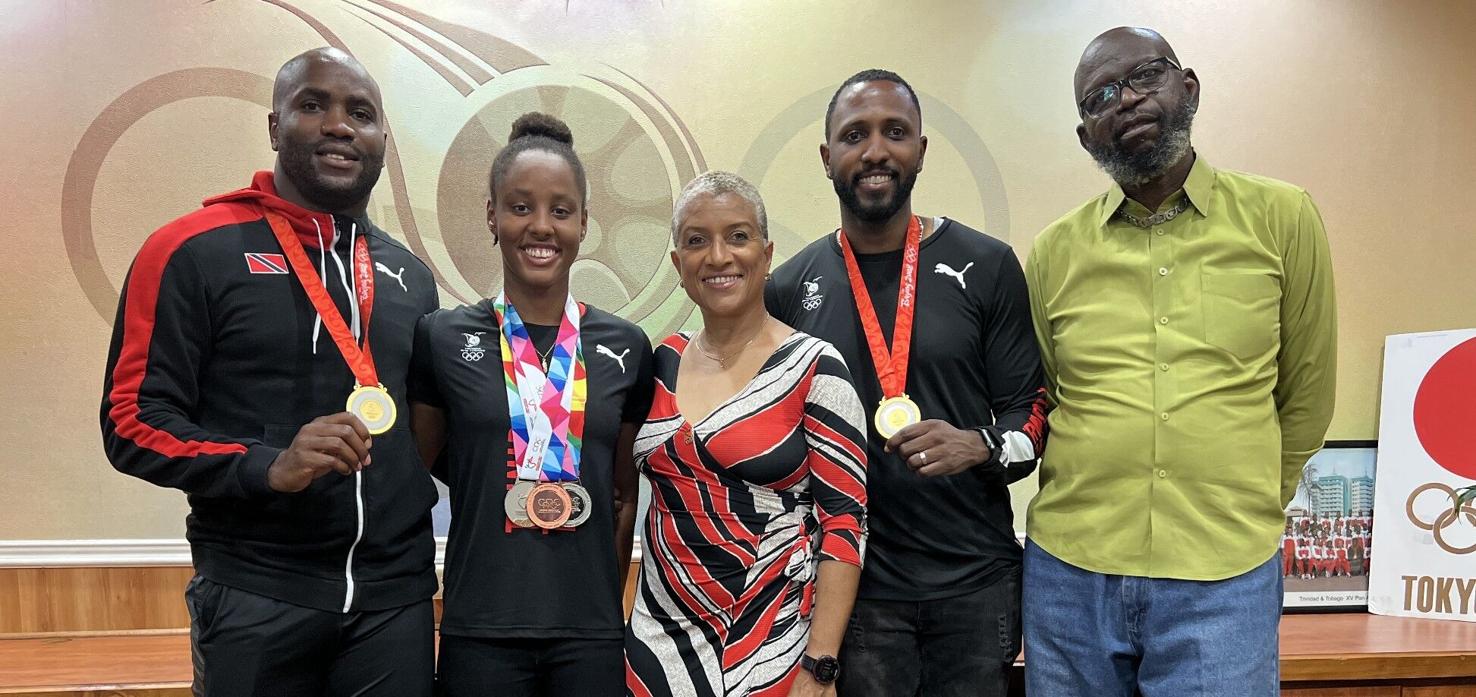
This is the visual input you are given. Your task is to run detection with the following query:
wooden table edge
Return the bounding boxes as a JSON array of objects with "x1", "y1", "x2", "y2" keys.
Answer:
[{"x1": 1281, "y1": 651, "x2": 1476, "y2": 681}]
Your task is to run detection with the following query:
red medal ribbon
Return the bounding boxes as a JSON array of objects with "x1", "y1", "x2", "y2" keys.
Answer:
[
  {"x1": 838, "y1": 215, "x2": 921, "y2": 399},
  {"x1": 264, "y1": 209, "x2": 378, "y2": 386}
]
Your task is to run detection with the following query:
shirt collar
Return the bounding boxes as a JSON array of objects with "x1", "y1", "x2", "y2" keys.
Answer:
[
  {"x1": 1182, "y1": 154, "x2": 1214, "y2": 217},
  {"x1": 1097, "y1": 153, "x2": 1216, "y2": 227}
]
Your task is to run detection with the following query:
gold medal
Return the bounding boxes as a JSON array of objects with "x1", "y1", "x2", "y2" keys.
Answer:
[
  {"x1": 526, "y1": 482, "x2": 573, "y2": 529},
  {"x1": 874, "y1": 395, "x2": 921, "y2": 439},
  {"x1": 346, "y1": 384, "x2": 397, "y2": 435},
  {"x1": 563, "y1": 482, "x2": 593, "y2": 528},
  {"x1": 505, "y1": 481, "x2": 536, "y2": 528}
]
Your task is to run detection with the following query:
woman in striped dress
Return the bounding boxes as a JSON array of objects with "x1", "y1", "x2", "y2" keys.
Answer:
[{"x1": 625, "y1": 172, "x2": 868, "y2": 697}]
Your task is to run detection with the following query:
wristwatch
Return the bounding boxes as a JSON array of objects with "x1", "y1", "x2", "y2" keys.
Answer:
[
  {"x1": 800, "y1": 654, "x2": 840, "y2": 684},
  {"x1": 976, "y1": 427, "x2": 1006, "y2": 469}
]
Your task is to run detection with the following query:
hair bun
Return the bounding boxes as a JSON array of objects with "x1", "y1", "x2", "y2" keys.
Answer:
[{"x1": 509, "y1": 112, "x2": 573, "y2": 146}]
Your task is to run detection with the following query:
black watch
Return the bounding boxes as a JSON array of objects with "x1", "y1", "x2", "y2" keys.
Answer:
[
  {"x1": 976, "y1": 427, "x2": 1006, "y2": 467},
  {"x1": 800, "y1": 653, "x2": 840, "y2": 684}
]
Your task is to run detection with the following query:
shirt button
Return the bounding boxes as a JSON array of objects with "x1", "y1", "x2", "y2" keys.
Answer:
[
  {"x1": 1159, "y1": 363, "x2": 1170, "y2": 371},
  {"x1": 1159, "y1": 317, "x2": 1169, "y2": 325},
  {"x1": 1160, "y1": 412, "x2": 1170, "y2": 421},
  {"x1": 1158, "y1": 267, "x2": 1169, "y2": 276},
  {"x1": 1158, "y1": 469, "x2": 1168, "y2": 478},
  {"x1": 1155, "y1": 229, "x2": 1165, "y2": 236}
]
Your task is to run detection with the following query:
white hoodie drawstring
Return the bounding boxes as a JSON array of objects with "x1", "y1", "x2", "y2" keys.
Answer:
[
  {"x1": 348, "y1": 222, "x2": 360, "y2": 342},
  {"x1": 309, "y1": 217, "x2": 362, "y2": 352},
  {"x1": 325, "y1": 217, "x2": 361, "y2": 343}
]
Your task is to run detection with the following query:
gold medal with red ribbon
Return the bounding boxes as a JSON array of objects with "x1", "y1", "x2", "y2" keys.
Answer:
[
  {"x1": 839, "y1": 215, "x2": 923, "y2": 439},
  {"x1": 264, "y1": 210, "x2": 396, "y2": 435}
]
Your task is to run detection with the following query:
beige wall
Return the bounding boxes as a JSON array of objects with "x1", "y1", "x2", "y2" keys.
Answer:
[{"x1": 3, "y1": 0, "x2": 1474, "y2": 539}]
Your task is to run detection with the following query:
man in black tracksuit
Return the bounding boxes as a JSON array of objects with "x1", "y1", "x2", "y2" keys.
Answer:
[{"x1": 100, "y1": 48, "x2": 438, "y2": 696}]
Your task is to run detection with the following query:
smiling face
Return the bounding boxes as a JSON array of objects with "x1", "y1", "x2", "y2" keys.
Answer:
[
  {"x1": 670, "y1": 191, "x2": 773, "y2": 320},
  {"x1": 489, "y1": 149, "x2": 587, "y2": 296},
  {"x1": 821, "y1": 80, "x2": 927, "y2": 224},
  {"x1": 269, "y1": 53, "x2": 387, "y2": 215}
]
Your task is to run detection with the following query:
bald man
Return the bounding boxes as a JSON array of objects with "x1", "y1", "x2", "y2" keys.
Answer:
[
  {"x1": 1022, "y1": 28, "x2": 1336, "y2": 696},
  {"x1": 101, "y1": 48, "x2": 440, "y2": 696}
]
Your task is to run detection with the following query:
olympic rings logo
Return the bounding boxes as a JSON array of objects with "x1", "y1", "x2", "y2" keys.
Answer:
[{"x1": 1405, "y1": 482, "x2": 1476, "y2": 555}]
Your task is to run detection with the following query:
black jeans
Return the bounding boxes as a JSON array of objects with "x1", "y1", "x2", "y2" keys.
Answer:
[
  {"x1": 186, "y1": 575, "x2": 434, "y2": 697},
  {"x1": 837, "y1": 572, "x2": 1021, "y2": 697},
  {"x1": 436, "y1": 635, "x2": 624, "y2": 697}
]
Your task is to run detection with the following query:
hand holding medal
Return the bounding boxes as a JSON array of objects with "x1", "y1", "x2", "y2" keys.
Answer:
[
  {"x1": 266, "y1": 412, "x2": 373, "y2": 493},
  {"x1": 884, "y1": 419, "x2": 995, "y2": 478}
]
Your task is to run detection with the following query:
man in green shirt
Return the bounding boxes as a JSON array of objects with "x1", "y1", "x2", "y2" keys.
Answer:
[{"x1": 1023, "y1": 27, "x2": 1336, "y2": 696}]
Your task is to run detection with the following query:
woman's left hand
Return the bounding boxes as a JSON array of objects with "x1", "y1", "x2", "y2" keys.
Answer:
[{"x1": 787, "y1": 675, "x2": 835, "y2": 697}]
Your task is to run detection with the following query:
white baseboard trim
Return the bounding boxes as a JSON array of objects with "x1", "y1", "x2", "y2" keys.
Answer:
[
  {"x1": 0, "y1": 539, "x2": 194, "y2": 567},
  {"x1": 0, "y1": 538, "x2": 451, "y2": 568},
  {"x1": 0, "y1": 533, "x2": 1023, "y2": 568},
  {"x1": 0, "y1": 537, "x2": 645, "y2": 568}
]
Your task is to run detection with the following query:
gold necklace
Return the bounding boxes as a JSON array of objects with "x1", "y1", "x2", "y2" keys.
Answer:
[{"x1": 695, "y1": 323, "x2": 765, "y2": 369}]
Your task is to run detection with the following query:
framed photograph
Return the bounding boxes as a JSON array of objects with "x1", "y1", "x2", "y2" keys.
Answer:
[{"x1": 1282, "y1": 440, "x2": 1377, "y2": 612}]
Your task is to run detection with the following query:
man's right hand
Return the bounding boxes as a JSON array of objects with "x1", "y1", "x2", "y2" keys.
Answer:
[{"x1": 266, "y1": 413, "x2": 373, "y2": 493}]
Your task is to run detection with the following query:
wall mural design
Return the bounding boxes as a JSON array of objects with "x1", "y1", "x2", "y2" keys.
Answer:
[
  {"x1": 63, "y1": 0, "x2": 716, "y2": 339},
  {"x1": 61, "y1": 0, "x2": 1006, "y2": 343}
]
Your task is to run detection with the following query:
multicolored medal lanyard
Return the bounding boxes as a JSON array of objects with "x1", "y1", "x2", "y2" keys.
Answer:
[
  {"x1": 838, "y1": 215, "x2": 923, "y2": 439},
  {"x1": 495, "y1": 291, "x2": 589, "y2": 531},
  {"x1": 265, "y1": 210, "x2": 395, "y2": 434}
]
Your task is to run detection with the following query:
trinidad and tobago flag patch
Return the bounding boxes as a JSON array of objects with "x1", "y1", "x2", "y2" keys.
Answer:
[{"x1": 244, "y1": 252, "x2": 288, "y2": 275}]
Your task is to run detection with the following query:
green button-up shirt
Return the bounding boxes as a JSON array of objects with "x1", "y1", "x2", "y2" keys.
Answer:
[{"x1": 1025, "y1": 155, "x2": 1337, "y2": 580}]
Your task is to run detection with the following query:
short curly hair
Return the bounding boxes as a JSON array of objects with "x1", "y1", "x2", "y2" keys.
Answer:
[{"x1": 671, "y1": 171, "x2": 768, "y2": 244}]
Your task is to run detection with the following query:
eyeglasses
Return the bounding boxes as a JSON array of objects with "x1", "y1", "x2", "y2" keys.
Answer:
[{"x1": 1078, "y1": 57, "x2": 1182, "y2": 118}]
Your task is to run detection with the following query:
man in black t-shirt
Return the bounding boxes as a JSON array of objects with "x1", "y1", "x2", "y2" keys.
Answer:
[{"x1": 765, "y1": 69, "x2": 1047, "y2": 697}]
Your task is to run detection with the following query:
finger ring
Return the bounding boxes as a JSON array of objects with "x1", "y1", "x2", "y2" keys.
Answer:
[{"x1": 918, "y1": 450, "x2": 928, "y2": 464}]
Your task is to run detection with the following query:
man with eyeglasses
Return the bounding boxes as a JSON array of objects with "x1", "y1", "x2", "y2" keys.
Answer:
[{"x1": 1022, "y1": 27, "x2": 1336, "y2": 696}]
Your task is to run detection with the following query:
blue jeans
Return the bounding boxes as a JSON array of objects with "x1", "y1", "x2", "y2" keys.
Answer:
[{"x1": 1022, "y1": 540, "x2": 1281, "y2": 697}]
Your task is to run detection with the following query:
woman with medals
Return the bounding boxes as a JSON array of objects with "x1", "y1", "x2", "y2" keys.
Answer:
[
  {"x1": 408, "y1": 113, "x2": 654, "y2": 697},
  {"x1": 624, "y1": 172, "x2": 869, "y2": 697}
]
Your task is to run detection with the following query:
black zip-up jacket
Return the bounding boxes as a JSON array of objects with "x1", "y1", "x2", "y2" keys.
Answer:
[{"x1": 100, "y1": 171, "x2": 440, "y2": 612}]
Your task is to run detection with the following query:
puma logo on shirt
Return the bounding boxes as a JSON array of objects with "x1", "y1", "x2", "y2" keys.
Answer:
[
  {"x1": 933, "y1": 261, "x2": 974, "y2": 289},
  {"x1": 375, "y1": 262, "x2": 407, "y2": 291},
  {"x1": 597, "y1": 344, "x2": 629, "y2": 374}
]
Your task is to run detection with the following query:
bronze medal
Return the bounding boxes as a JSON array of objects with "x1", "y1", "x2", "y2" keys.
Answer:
[{"x1": 526, "y1": 482, "x2": 573, "y2": 529}]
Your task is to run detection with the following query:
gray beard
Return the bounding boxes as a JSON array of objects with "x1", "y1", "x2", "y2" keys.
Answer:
[{"x1": 1087, "y1": 102, "x2": 1196, "y2": 188}]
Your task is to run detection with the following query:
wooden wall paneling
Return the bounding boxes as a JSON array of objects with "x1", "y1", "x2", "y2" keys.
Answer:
[
  {"x1": 0, "y1": 567, "x2": 193, "y2": 635},
  {"x1": 1281, "y1": 687, "x2": 1399, "y2": 697},
  {"x1": 1401, "y1": 683, "x2": 1476, "y2": 696},
  {"x1": 624, "y1": 560, "x2": 639, "y2": 616},
  {"x1": 1, "y1": 562, "x2": 642, "y2": 635}
]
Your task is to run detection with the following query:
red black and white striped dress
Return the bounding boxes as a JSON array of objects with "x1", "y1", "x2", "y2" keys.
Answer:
[{"x1": 624, "y1": 332, "x2": 868, "y2": 697}]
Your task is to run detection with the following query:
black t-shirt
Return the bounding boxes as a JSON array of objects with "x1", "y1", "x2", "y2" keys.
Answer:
[
  {"x1": 410, "y1": 300, "x2": 655, "y2": 639},
  {"x1": 765, "y1": 219, "x2": 1046, "y2": 601}
]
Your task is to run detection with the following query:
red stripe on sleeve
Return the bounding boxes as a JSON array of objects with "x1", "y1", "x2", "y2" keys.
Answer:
[{"x1": 106, "y1": 204, "x2": 263, "y2": 459}]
